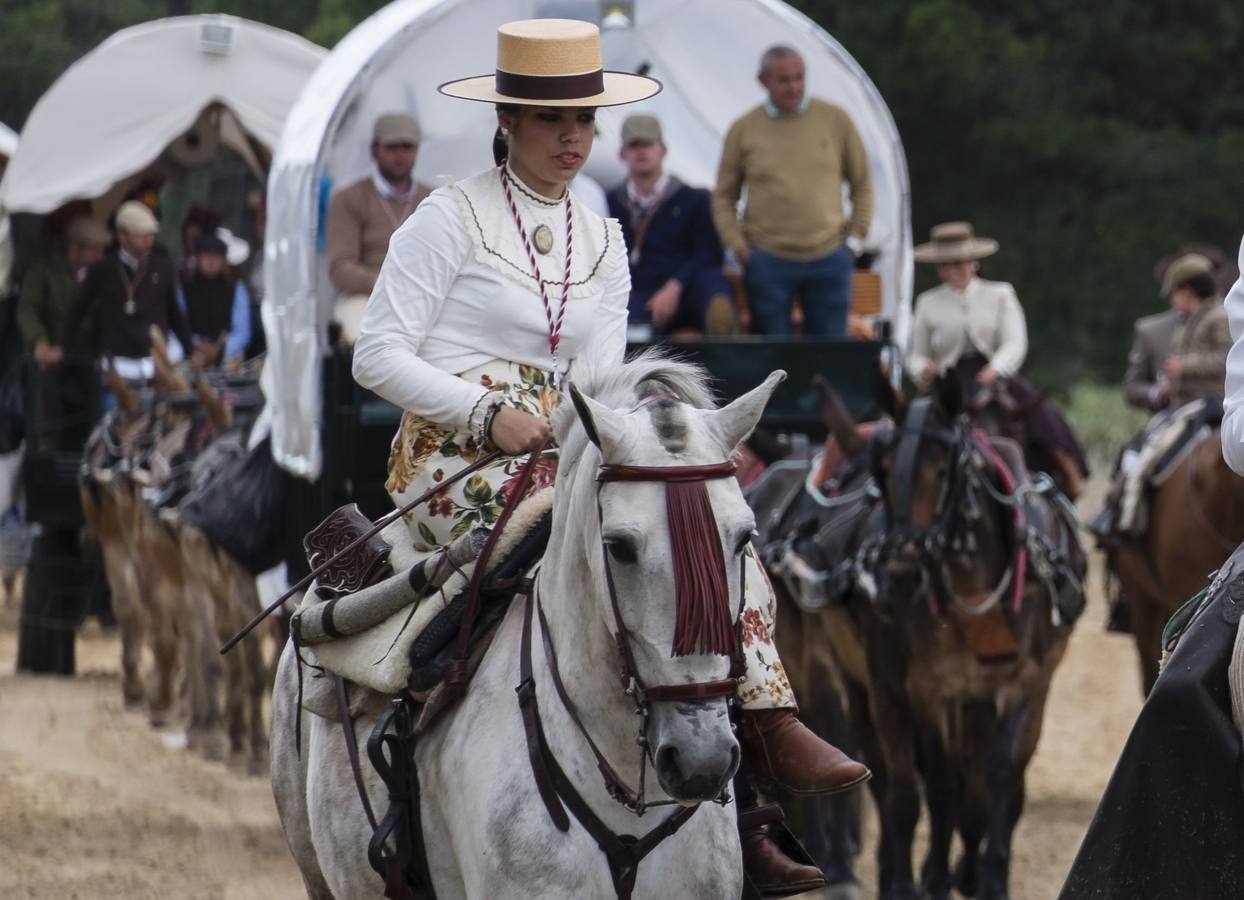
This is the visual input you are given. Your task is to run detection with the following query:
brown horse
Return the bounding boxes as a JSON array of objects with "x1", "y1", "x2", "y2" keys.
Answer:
[
  {"x1": 759, "y1": 377, "x2": 1085, "y2": 900},
  {"x1": 1109, "y1": 426, "x2": 1244, "y2": 694},
  {"x1": 748, "y1": 387, "x2": 879, "y2": 897}
]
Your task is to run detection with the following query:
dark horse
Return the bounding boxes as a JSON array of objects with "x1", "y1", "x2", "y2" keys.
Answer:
[
  {"x1": 759, "y1": 376, "x2": 1085, "y2": 900},
  {"x1": 863, "y1": 377, "x2": 1085, "y2": 899},
  {"x1": 748, "y1": 385, "x2": 884, "y2": 898}
]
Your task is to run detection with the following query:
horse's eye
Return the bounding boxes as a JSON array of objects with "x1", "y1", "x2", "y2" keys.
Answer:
[{"x1": 604, "y1": 537, "x2": 638, "y2": 564}]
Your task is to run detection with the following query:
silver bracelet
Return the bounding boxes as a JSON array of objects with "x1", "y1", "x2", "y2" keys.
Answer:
[
  {"x1": 468, "y1": 391, "x2": 503, "y2": 448},
  {"x1": 480, "y1": 402, "x2": 503, "y2": 448}
]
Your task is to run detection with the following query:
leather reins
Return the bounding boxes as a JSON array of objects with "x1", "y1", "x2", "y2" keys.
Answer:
[{"x1": 517, "y1": 458, "x2": 745, "y2": 900}]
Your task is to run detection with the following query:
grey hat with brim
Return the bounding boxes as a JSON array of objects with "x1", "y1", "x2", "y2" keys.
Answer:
[
  {"x1": 1160, "y1": 253, "x2": 1213, "y2": 298},
  {"x1": 914, "y1": 221, "x2": 998, "y2": 264}
]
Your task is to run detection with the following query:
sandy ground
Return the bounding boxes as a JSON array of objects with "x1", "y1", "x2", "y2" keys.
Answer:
[{"x1": 0, "y1": 478, "x2": 1145, "y2": 900}]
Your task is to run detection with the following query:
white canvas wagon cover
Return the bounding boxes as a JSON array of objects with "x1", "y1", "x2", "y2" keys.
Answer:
[{"x1": 0, "y1": 15, "x2": 325, "y2": 216}]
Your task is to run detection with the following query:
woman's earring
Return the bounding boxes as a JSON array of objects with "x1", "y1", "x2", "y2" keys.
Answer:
[{"x1": 500, "y1": 127, "x2": 509, "y2": 137}]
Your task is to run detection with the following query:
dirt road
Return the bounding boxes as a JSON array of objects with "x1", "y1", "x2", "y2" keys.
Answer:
[{"x1": 0, "y1": 499, "x2": 1144, "y2": 899}]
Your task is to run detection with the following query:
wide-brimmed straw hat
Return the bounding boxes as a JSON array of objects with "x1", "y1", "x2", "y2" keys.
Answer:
[
  {"x1": 438, "y1": 19, "x2": 661, "y2": 108},
  {"x1": 914, "y1": 221, "x2": 999, "y2": 264}
]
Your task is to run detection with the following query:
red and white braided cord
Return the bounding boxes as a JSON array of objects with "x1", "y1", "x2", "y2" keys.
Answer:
[{"x1": 499, "y1": 166, "x2": 573, "y2": 364}]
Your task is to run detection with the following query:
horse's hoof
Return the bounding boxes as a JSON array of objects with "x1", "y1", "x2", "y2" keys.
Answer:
[{"x1": 954, "y1": 857, "x2": 980, "y2": 897}]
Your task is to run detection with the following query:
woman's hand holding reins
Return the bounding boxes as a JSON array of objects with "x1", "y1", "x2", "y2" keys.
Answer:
[{"x1": 489, "y1": 406, "x2": 551, "y2": 454}]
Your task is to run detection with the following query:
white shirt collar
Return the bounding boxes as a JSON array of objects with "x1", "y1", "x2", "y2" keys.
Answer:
[
  {"x1": 118, "y1": 247, "x2": 144, "y2": 270},
  {"x1": 371, "y1": 164, "x2": 418, "y2": 203},
  {"x1": 626, "y1": 174, "x2": 671, "y2": 208},
  {"x1": 764, "y1": 95, "x2": 811, "y2": 118}
]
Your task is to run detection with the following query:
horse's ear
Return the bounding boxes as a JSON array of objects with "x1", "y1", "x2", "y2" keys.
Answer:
[
  {"x1": 876, "y1": 378, "x2": 907, "y2": 424},
  {"x1": 935, "y1": 374, "x2": 964, "y2": 419},
  {"x1": 707, "y1": 370, "x2": 786, "y2": 453},
  {"x1": 567, "y1": 381, "x2": 627, "y2": 455}
]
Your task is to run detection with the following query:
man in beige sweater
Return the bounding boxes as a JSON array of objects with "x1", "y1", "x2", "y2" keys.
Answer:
[
  {"x1": 326, "y1": 113, "x2": 433, "y2": 344},
  {"x1": 713, "y1": 46, "x2": 874, "y2": 337}
]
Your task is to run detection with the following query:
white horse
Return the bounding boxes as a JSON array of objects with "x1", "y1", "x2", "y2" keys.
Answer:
[{"x1": 271, "y1": 355, "x2": 785, "y2": 899}]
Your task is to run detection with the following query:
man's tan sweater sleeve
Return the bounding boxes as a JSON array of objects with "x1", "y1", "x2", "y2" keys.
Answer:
[
  {"x1": 711, "y1": 121, "x2": 747, "y2": 254},
  {"x1": 840, "y1": 112, "x2": 874, "y2": 241},
  {"x1": 326, "y1": 187, "x2": 379, "y2": 296}
]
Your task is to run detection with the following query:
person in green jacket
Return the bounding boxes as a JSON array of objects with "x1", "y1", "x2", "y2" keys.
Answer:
[{"x1": 17, "y1": 218, "x2": 110, "y2": 367}]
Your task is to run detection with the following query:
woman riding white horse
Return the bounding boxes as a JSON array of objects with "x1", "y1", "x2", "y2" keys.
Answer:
[{"x1": 275, "y1": 18, "x2": 867, "y2": 897}]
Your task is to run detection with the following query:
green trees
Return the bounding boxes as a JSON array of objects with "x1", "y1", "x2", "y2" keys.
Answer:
[{"x1": 793, "y1": 0, "x2": 1244, "y2": 388}]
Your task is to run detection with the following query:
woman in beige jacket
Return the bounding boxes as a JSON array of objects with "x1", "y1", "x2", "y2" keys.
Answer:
[{"x1": 907, "y1": 221, "x2": 1088, "y2": 497}]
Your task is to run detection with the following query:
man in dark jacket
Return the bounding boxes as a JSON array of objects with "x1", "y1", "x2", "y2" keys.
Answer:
[
  {"x1": 606, "y1": 115, "x2": 735, "y2": 337},
  {"x1": 63, "y1": 200, "x2": 197, "y2": 385}
]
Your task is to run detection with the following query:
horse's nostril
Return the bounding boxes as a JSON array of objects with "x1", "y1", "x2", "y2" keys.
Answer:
[{"x1": 655, "y1": 744, "x2": 679, "y2": 777}]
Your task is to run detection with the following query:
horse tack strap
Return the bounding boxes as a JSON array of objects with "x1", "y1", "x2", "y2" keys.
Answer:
[
  {"x1": 536, "y1": 600, "x2": 640, "y2": 808},
  {"x1": 597, "y1": 461, "x2": 738, "y2": 483},
  {"x1": 517, "y1": 590, "x2": 701, "y2": 900},
  {"x1": 891, "y1": 397, "x2": 934, "y2": 526},
  {"x1": 517, "y1": 586, "x2": 572, "y2": 833},
  {"x1": 446, "y1": 445, "x2": 548, "y2": 689},
  {"x1": 336, "y1": 676, "x2": 379, "y2": 832}
]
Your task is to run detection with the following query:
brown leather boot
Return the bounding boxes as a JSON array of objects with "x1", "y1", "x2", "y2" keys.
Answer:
[
  {"x1": 741, "y1": 822, "x2": 826, "y2": 898},
  {"x1": 739, "y1": 708, "x2": 870, "y2": 795}
]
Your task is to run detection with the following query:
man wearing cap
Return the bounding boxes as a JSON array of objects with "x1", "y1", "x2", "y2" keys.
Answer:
[
  {"x1": 62, "y1": 200, "x2": 196, "y2": 384},
  {"x1": 326, "y1": 112, "x2": 433, "y2": 345},
  {"x1": 606, "y1": 114, "x2": 735, "y2": 337},
  {"x1": 712, "y1": 45, "x2": 874, "y2": 337},
  {"x1": 18, "y1": 217, "x2": 110, "y2": 368},
  {"x1": 179, "y1": 229, "x2": 252, "y2": 366},
  {"x1": 1115, "y1": 252, "x2": 1230, "y2": 535}
]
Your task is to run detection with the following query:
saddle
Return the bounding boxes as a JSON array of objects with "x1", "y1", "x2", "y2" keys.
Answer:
[
  {"x1": 293, "y1": 485, "x2": 554, "y2": 726},
  {"x1": 1150, "y1": 397, "x2": 1222, "y2": 486}
]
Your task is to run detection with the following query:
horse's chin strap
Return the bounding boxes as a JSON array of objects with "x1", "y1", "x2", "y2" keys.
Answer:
[{"x1": 516, "y1": 586, "x2": 703, "y2": 900}]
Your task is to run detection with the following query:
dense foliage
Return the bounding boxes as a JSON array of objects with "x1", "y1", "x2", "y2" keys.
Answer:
[{"x1": 2, "y1": 0, "x2": 1241, "y2": 388}]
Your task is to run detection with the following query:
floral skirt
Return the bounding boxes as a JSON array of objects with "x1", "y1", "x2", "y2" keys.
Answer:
[{"x1": 385, "y1": 360, "x2": 795, "y2": 710}]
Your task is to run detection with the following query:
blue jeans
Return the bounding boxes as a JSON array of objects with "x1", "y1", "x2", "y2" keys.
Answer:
[{"x1": 744, "y1": 245, "x2": 854, "y2": 337}]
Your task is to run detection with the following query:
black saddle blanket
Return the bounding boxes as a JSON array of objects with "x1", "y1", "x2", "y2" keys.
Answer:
[{"x1": 1059, "y1": 554, "x2": 1244, "y2": 898}]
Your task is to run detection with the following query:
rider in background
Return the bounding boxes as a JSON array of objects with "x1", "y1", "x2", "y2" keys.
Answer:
[
  {"x1": 1115, "y1": 253, "x2": 1231, "y2": 535},
  {"x1": 907, "y1": 221, "x2": 1089, "y2": 498}
]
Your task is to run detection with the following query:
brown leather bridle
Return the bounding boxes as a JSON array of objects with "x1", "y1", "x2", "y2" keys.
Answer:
[{"x1": 517, "y1": 457, "x2": 747, "y2": 899}]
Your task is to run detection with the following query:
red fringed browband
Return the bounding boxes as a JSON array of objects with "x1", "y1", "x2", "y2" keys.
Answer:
[{"x1": 598, "y1": 461, "x2": 739, "y2": 657}]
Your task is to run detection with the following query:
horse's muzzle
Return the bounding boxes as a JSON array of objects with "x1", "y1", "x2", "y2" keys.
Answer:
[{"x1": 653, "y1": 737, "x2": 740, "y2": 804}]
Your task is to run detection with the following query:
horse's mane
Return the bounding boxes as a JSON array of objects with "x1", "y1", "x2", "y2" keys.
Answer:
[{"x1": 556, "y1": 348, "x2": 717, "y2": 469}]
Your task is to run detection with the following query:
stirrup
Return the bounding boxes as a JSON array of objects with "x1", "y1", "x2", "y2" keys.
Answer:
[{"x1": 740, "y1": 802, "x2": 826, "y2": 899}]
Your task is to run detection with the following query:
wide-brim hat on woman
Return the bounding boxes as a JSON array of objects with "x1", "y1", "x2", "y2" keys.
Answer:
[
  {"x1": 438, "y1": 19, "x2": 661, "y2": 108},
  {"x1": 914, "y1": 221, "x2": 999, "y2": 264}
]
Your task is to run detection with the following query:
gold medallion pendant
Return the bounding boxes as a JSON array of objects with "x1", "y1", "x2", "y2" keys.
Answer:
[{"x1": 533, "y1": 224, "x2": 554, "y2": 255}]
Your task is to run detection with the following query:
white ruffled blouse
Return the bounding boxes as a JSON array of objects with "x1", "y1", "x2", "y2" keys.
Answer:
[{"x1": 352, "y1": 164, "x2": 630, "y2": 430}]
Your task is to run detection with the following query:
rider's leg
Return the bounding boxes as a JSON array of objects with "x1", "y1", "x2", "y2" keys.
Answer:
[
  {"x1": 735, "y1": 548, "x2": 870, "y2": 794},
  {"x1": 735, "y1": 768, "x2": 826, "y2": 896}
]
